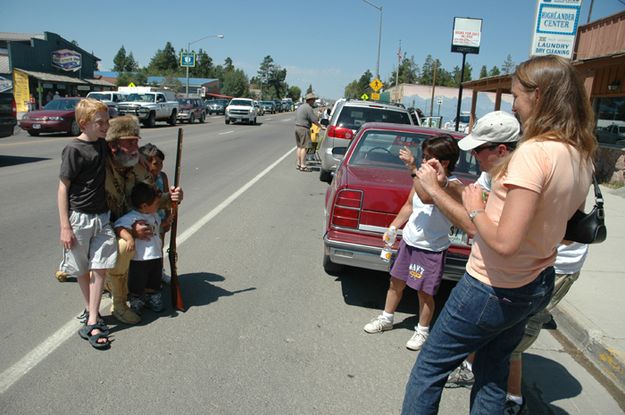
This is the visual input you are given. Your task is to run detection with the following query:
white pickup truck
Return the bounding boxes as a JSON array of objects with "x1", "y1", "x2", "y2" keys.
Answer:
[
  {"x1": 116, "y1": 88, "x2": 179, "y2": 127},
  {"x1": 225, "y1": 98, "x2": 258, "y2": 125}
]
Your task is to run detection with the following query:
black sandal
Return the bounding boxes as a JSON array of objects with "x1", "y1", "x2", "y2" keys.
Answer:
[{"x1": 78, "y1": 324, "x2": 111, "y2": 350}]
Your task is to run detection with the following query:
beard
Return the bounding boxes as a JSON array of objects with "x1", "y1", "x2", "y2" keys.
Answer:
[{"x1": 112, "y1": 151, "x2": 139, "y2": 168}]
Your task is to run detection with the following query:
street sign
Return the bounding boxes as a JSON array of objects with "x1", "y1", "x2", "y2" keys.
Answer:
[
  {"x1": 371, "y1": 92, "x2": 380, "y2": 101},
  {"x1": 370, "y1": 78, "x2": 383, "y2": 92},
  {"x1": 128, "y1": 82, "x2": 136, "y2": 87},
  {"x1": 180, "y1": 52, "x2": 196, "y2": 68},
  {"x1": 361, "y1": 93, "x2": 369, "y2": 100},
  {"x1": 437, "y1": 97, "x2": 443, "y2": 105}
]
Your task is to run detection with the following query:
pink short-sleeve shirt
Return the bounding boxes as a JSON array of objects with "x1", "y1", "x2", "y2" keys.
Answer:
[{"x1": 467, "y1": 139, "x2": 593, "y2": 288}]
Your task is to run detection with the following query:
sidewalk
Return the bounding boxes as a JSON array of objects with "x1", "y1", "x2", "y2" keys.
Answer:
[{"x1": 552, "y1": 184, "x2": 625, "y2": 398}]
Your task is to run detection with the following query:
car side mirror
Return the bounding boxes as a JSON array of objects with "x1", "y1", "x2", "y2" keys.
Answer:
[{"x1": 320, "y1": 119, "x2": 329, "y2": 127}]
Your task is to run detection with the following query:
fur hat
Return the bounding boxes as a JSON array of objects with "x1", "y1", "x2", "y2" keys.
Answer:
[{"x1": 106, "y1": 115, "x2": 141, "y2": 142}]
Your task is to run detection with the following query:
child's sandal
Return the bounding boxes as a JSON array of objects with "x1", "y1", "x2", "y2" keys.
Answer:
[{"x1": 78, "y1": 324, "x2": 111, "y2": 350}]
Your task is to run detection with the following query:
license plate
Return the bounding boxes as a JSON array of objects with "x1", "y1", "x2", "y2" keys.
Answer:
[{"x1": 32, "y1": 124, "x2": 41, "y2": 129}]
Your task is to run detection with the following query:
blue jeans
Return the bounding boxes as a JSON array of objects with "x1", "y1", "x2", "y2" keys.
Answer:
[{"x1": 401, "y1": 267, "x2": 555, "y2": 415}]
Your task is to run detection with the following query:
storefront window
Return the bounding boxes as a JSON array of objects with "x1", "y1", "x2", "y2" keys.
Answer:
[{"x1": 594, "y1": 96, "x2": 625, "y2": 147}]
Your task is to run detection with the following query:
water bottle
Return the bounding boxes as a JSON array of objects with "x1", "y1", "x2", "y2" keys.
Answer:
[{"x1": 380, "y1": 226, "x2": 397, "y2": 263}]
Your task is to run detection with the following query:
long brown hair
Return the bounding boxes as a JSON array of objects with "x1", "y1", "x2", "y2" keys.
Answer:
[{"x1": 493, "y1": 55, "x2": 597, "y2": 177}]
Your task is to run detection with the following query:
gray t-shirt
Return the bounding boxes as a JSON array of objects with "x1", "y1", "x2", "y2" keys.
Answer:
[
  {"x1": 295, "y1": 102, "x2": 318, "y2": 128},
  {"x1": 59, "y1": 138, "x2": 108, "y2": 214}
]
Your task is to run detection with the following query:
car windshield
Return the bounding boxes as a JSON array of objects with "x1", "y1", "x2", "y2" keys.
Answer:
[
  {"x1": 126, "y1": 93, "x2": 155, "y2": 103},
  {"x1": 44, "y1": 99, "x2": 79, "y2": 111},
  {"x1": 349, "y1": 129, "x2": 478, "y2": 175},
  {"x1": 261, "y1": 101, "x2": 273, "y2": 105},
  {"x1": 88, "y1": 93, "x2": 110, "y2": 101},
  {"x1": 337, "y1": 107, "x2": 411, "y2": 131},
  {"x1": 457, "y1": 114, "x2": 470, "y2": 123},
  {"x1": 178, "y1": 99, "x2": 194, "y2": 105},
  {"x1": 230, "y1": 99, "x2": 252, "y2": 106}
]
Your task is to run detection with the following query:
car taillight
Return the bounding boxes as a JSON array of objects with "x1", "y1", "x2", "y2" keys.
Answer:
[
  {"x1": 11, "y1": 97, "x2": 16, "y2": 118},
  {"x1": 327, "y1": 125, "x2": 353, "y2": 140},
  {"x1": 331, "y1": 189, "x2": 363, "y2": 228}
]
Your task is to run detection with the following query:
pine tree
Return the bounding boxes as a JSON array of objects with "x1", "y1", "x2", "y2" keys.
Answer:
[
  {"x1": 502, "y1": 54, "x2": 516, "y2": 75},
  {"x1": 479, "y1": 65, "x2": 488, "y2": 79},
  {"x1": 113, "y1": 46, "x2": 127, "y2": 72}
]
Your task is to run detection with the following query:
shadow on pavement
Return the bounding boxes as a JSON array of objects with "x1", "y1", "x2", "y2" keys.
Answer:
[
  {"x1": 523, "y1": 353, "x2": 582, "y2": 414},
  {"x1": 0, "y1": 155, "x2": 50, "y2": 167},
  {"x1": 333, "y1": 266, "x2": 457, "y2": 330},
  {"x1": 175, "y1": 271, "x2": 256, "y2": 310}
]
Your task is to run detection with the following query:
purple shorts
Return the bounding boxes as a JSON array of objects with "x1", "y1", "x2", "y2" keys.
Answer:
[{"x1": 390, "y1": 240, "x2": 447, "y2": 296}]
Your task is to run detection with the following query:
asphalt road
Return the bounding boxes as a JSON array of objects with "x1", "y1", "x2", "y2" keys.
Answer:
[{"x1": 0, "y1": 113, "x2": 621, "y2": 414}]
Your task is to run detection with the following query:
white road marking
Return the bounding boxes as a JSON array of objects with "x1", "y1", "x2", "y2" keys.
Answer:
[
  {"x1": 0, "y1": 147, "x2": 296, "y2": 395},
  {"x1": 218, "y1": 130, "x2": 234, "y2": 135}
]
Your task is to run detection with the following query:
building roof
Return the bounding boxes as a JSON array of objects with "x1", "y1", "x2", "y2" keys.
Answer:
[
  {"x1": 15, "y1": 68, "x2": 88, "y2": 84},
  {"x1": 147, "y1": 76, "x2": 219, "y2": 87},
  {"x1": 0, "y1": 32, "x2": 45, "y2": 42},
  {"x1": 84, "y1": 78, "x2": 116, "y2": 87}
]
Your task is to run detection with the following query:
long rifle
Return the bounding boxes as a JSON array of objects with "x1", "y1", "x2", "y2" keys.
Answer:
[{"x1": 168, "y1": 128, "x2": 185, "y2": 311}]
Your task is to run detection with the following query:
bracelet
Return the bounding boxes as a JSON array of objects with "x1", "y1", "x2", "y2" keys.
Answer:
[{"x1": 469, "y1": 209, "x2": 485, "y2": 222}]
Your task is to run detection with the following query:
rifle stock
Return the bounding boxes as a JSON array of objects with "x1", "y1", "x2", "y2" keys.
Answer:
[{"x1": 168, "y1": 128, "x2": 185, "y2": 311}]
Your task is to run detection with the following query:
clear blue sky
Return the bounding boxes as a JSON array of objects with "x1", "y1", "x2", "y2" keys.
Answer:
[{"x1": 2, "y1": 0, "x2": 624, "y2": 99}]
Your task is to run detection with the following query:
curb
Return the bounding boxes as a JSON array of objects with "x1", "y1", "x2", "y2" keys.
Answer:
[{"x1": 552, "y1": 300, "x2": 625, "y2": 397}]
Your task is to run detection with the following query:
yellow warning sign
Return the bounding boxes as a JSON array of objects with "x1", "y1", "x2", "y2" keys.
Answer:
[
  {"x1": 371, "y1": 92, "x2": 380, "y2": 101},
  {"x1": 361, "y1": 93, "x2": 369, "y2": 100},
  {"x1": 128, "y1": 82, "x2": 136, "y2": 87},
  {"x1": 370, "y1": 78, "x2": 383, "y2": 92}
]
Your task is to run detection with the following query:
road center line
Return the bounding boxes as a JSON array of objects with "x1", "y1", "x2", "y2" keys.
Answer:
[
  {"x1": 218, "y1": 130, "x2": 234, "y2": 135},
  {"x1": 0, "y1": 146, "x2": 296, "y2": 395}
]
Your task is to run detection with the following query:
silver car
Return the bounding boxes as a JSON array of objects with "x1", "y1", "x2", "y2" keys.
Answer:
[{"x1": 317, "y1": 100, "x2": 413, "y2": 183}]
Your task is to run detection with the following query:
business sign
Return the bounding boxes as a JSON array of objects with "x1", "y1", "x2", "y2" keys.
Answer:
[
  {"x1": 531, "y1": 0, "x2": 582, "y2": 59},
  {"x1": 0, "y1": 76, "x2": 12, "y2": 93},
  {"x1": 13, "y1": 70, "x2": 30, "y2": 113},
  {"x1": 451, "y1": 17, "x2": 482, "y2": 54},
  {"x1": 180, "y1": 52, "x2": 196, "y2": 68},
  {"x1": 51, "y1": 49, "x2": 82, "y2": 72}
]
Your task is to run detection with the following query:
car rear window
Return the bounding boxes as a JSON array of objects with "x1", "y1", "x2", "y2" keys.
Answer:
[
  {"x1": 337, "y1": 107, "x2": 411, "y2": 130},
  {"x1": 349, "y1": 129, "x2": 478, "y2": 175}
]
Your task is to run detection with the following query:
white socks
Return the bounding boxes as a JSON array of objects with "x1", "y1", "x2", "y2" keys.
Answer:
[
  {"x1": 506, "y1": 393, "x2": 523, "y2": 405},
  {"x1": 382, "y1": 311, "x2": 394, "y2": 322},
  {"x1": 417, "y1": 324, "x2": 429, "y2": 334}
]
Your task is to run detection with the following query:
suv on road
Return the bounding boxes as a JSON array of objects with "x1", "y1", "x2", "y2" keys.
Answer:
[
  {"x1": 177, "y1": 98, "x2": 206, "y2": 123},
  {"x1": 0, "y1": 92, "x2": 17, "y2": 138},
  {"x1": 86, "y1": 91, "x2": 128, "y2": 118},
  {"x1": 225, "y1": 98, "x2": 258, "y2": 125},
  {"x1": 206, "y1": 99, "x2": 229, "y2": 115},
  {"x1": 318, "y1": 100, "x2": 413, "y2": 182},
  {"x1": 117, "y1": 90, "x2": 179, "y2": 128}
]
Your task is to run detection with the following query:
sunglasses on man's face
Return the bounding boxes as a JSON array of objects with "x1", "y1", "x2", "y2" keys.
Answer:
[{"x1": 472, "y1": 143, "x2": 500, "y2": 154}]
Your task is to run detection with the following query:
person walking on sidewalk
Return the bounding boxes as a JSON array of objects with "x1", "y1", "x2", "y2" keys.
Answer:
[
  {"x1": 401, "y1": 55, "x2": 597, "y2": 414},
  {"x1": 294, "y1": 93, "x2": 323, "y2": 172},
  {"x1": 362, "y1": 134, "x2": 461, "y2": 351}
]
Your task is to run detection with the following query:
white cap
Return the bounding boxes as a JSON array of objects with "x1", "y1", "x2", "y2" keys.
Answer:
[{"x1": 458, "y1": 111, "x2": 520, "y2": 151}]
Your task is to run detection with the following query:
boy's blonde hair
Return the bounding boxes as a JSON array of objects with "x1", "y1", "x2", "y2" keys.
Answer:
[{"x1": 75, "y1": 98, "x2": 108, "y2": 127}]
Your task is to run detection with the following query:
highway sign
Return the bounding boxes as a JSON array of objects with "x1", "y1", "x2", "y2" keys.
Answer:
[
  {"x1": 370, "y1": 78, "x2": 383, "y2": 92},
  {"x1": 361, "y1": 93, "x2": 369, "y2": 100},
  {"x1": 180, "y1": 52, "x2": 196, "y2": 68}
]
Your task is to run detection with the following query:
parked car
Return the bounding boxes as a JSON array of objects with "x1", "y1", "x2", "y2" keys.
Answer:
[
  {"x1": 206, "y1": 99, "x2": 229, "y2": 115},
  {"x1": 19, "y1": 97, "x2": 81, "y2": 136},
  {"x1": 0, "y1": 92, "x2": 17, "y2": 138},
  {"x1": 273, "y1": 100, "x2": 283, "y2": 112},
  {"x1": 322, "y1": 122, "x2": 479, "y2": 277},
  {"x1": 260, "y1": 101, "x2": 276, "y2": 114},
  {"x1": 116, "y1": 90, "x2": 179, "y2": 128},
  {"x1": 444, "y1": 111, "x2": 471, "y2": 132},
  {"x1": 317, "y1": 99, "x2": 413, "y2": 183},
  {"x1": 86, "y1": 91, "x2": 127, "y2": 118},
  {"x1": 177, "y1": 98, "x2": 206, "y2": 123},
  {"x1": 225, "y1": 98, "x2": 258, "y2": 125}
]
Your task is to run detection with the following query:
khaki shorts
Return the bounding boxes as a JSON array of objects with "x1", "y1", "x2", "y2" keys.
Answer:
[
  {"x1": 510, "y1": 271, "x2": 580, "y2": 360},
  {"x1": 295, "y1": 126, "x2": 312, "y2": 149},
  {"x1": 59, "y1": 211, "x2": 118, "y2": 277}
]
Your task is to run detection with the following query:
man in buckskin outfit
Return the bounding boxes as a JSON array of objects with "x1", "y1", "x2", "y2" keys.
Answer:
[{"x1": 58, "y1": 115, "x2": 183, "y2": 324}]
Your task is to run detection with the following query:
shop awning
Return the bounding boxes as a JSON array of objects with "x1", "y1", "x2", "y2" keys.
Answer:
[
  {"x1": 84, "y1": 78, "x2": 116, "y2": 87},
  {"x1": 15, "y1": 68, "x2": 88, "y2": 85}
]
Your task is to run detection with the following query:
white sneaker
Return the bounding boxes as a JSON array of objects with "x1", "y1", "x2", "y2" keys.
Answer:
[
  {"x1": 363, "y1": 315, "x2": 393, "y2": 333},
  {"x1": 445, "y1": 360, "x2": 474, "y2": 388},
  {"x1": 406, "y1": 330, "x2": 428, "y2": 350}
]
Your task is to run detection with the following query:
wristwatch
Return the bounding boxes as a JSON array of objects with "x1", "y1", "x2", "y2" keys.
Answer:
[{"x1": 469, "y1": 209, "x2": 485, "y2": 222}]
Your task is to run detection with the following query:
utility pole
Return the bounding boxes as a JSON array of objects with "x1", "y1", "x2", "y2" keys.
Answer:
[
  {"x1": 362, "y1": 0, "x2": 383, "y2": 79},
  {"x1": 429, "y1": 60, "x2": 437, "y2": 117},
  {"x1": 395, "y1": 40, "x2": 401, "y2": 102}
]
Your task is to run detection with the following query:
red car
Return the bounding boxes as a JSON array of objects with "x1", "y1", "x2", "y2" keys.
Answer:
[
  {"x1": 19, "y1": 97, "x2": 81, "y2": 136},
  {"x1": 323, "y1": 123, "x2": 479, "y2": 280}
]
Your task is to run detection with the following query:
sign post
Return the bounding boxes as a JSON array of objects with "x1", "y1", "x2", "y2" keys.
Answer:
[
  {"x1": 451, "y1": 17, "x2": 482, "y2": 132},
  {"x1": 530, "y1": 0, "x2": 582, "y2": 59}
]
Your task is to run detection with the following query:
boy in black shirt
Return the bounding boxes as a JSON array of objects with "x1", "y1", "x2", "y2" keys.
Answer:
[{"x1": 58, "y1": 98, "x2": 117, "y2": 349}]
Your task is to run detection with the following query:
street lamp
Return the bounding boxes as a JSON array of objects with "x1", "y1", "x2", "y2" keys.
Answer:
[
  {"x1": 362, "y1": 0, "x2": 383, "y2": 80},
  {"x1": 185, "y1": 34, "x2": 224, "y2": 97}
]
